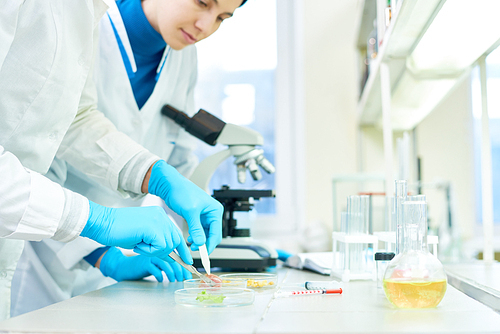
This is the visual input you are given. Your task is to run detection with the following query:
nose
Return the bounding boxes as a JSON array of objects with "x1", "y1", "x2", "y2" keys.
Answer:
[{"x1": 194, "y1": 13, "x2": 218, "y2": 37}]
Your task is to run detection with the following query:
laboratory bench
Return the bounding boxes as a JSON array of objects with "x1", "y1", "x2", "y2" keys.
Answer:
[
  {"x1": 445, "y1": 261, "x2": 500, "y2": 313},
  {"x1": 1, "y1": 266, "x2": 500, "y2": 334}
]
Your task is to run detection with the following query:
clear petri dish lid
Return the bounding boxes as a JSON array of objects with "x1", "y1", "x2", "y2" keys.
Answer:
[
  {"x1": 183, "y1": 277, "x2": 247, "y2": 289},
  {"x1": 219, "y1": 273, "x2": 278, "y2": 289},
  {"x1": 175, "y1": 288, "x2": 255, "y2": 307}
]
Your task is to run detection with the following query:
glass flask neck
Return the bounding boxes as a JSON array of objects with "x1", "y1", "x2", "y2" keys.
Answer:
[{"x1": 402, "y1": 200, "x2": 427, "y2": 252}]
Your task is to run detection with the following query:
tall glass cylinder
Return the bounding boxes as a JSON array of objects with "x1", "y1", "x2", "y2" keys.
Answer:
[
  {"x1": 402, "y1": 200, "x2": 427, "y2": 252},
  {"x1": 394, "y1": 180, "x2": 408, "y2": 254},
  {"x1": 385, "y1": 196, "x2": 396, "y2": 232}
]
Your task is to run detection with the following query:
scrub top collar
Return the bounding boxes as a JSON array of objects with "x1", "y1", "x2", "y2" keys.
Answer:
[{"x1": 117, "y1": 0, "x2": 166, "y2": 57}]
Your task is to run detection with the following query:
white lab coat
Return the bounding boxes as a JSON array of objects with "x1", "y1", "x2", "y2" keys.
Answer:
[
  {"x1": 11, "y1": 3, "x2": 198, "y2": 317},
  {"x1": 1, "y1": 0, "x2": 160, "y2": 320}
]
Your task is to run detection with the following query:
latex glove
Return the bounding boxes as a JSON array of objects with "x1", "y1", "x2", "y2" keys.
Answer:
[
  {"x1": 148, "y1": 160, "x2": 223, "y2": 254},
  {"x1": 81, "y1": 201, "x2": 193, "y2": 264},
  {"x1": 99, "y1": 247, "x2": 192, "y2": 282}
]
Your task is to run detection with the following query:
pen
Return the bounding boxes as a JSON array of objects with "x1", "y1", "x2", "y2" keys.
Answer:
[{"x1": 274, "y1": 288, "x2": 343, "y2": 298}]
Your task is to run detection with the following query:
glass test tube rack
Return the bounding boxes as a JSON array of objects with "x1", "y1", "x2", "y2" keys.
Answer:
[
  {"x1": 331, "y1": 195, "x2": 378, "y2": 282},
  {"x1": 331, "y1": 232, "x2": 379, "y2": 282}
]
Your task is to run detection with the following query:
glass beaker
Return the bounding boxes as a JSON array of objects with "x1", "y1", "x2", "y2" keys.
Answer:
[{"x1": 383, "y1": 200, "x2": 447, "y2": 308}]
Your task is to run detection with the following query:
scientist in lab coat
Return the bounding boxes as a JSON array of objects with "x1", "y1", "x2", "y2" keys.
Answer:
[
  {"x1": 0, "y1": 0, "x2": 224, "y2": 321},
  {"x1": 10, "y1": 0, "x2": 248, "y2": 317}
]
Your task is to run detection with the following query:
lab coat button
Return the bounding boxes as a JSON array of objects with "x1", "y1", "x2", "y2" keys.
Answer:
[
  {"x1": 49, "y1": 131, "x2": 57, "y2": 140},
  {"x1": 133, "y1": 119, "x2": 141, "y2": 125},
  {"x1": 77, "y1": 55, "x2": 86, "y2": 66},
  {"x1": 0, "y1": 271, "x2": 7, "y2": 279}
]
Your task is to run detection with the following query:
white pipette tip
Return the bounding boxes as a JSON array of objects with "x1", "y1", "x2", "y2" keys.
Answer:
[{"x1": 199, "y1": 244, "x2": 210, "y2": 275}]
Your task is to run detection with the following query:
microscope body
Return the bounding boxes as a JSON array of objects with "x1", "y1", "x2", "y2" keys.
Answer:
[{"x1": 162, "y1": 105, "x2": 278, "y2": 271}]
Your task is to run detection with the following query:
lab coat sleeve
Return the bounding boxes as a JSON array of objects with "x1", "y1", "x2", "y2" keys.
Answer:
[
  {"x1": 166, "y1": 51, "x2": 199, "y2": 178},
  {"x1": 0, "y1": 1, "x2": 22, "y2": 70},
  {"x1": 0, "y1": 146, "x2": 88, "y2": 242},
  {"x1": 56, "y1": 26, "x2": 160, "y2": 197}
]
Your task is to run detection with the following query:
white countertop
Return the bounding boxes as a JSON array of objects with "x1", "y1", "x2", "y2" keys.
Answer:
[
  {"x1": 1, "y1": 266, "x2": 500, "y2": 333},
  {"x1": 445, "y1": 261, "x2": 500, "y2": 313}
]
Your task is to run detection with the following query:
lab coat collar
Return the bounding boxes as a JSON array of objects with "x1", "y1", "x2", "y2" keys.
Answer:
[
  {"x1": 93, "y1": 0, "x2": 114, "y2": 28},
  {"x1": 106, "y1": 1, "x2": 137, "y2": 73}
]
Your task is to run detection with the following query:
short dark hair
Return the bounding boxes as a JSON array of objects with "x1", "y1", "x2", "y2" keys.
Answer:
[{"x1": 240, "y1": 0, "x2": 247, "y2": 6}]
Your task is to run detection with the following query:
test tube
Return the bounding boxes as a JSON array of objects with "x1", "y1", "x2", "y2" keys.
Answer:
[
  {"x1": 346, "y1": 196, "x2": 357, "y2": 272},
  {"x1": 347, "y1": 195, "x2": 361, "y2": 234},
  {"x1": 360, "y1": 195, "x2": 370, "y2": 234},
  {"x1": 339, "y1": 212, "x2": 348, "y2": 270},
  {"x1": 359, "y1": 195, "x2": 370, "y2": 271},
  {"x1": 395, "y1": 180, "x2": 408, "y2": 254},
  {"x1": 340, "y1": 212, "x2": 348, "y2": 233}
]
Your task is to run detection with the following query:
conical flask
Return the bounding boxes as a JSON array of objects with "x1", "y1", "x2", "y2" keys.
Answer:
[{"x1": 383, "y1": 200, "x2": 447, "y2": 308}]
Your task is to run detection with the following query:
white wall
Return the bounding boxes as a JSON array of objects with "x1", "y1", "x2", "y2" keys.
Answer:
[
  {"x1": 417, "y1": 78, "x2": 476, "y2": 240},
  {"x1": 298, "y1": 0, "x2": 476, "y2": 251},
  {"x1": 300, "y1": 0, "x2": 360, "y2": 245}
]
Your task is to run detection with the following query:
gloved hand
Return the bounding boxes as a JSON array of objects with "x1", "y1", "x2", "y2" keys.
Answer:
[
  {"x1": 81, "y1": 201, "x2": 193, "y2": 265},
  {"x1": 148, "y1": 160, "x2": 223, "y2": 254},
  {"x1": 98, "y1": 247, "x2": 192, "y2": 282}
]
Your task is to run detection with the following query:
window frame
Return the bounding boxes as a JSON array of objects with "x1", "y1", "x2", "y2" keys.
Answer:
[{"x1": 250, "y1": 0, "x2": 306, "y2": 236}]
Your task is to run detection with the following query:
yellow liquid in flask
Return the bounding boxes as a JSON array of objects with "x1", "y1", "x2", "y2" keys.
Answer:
[{"x1": 383, "y1": 279, "x2": 447, "y2": 308}]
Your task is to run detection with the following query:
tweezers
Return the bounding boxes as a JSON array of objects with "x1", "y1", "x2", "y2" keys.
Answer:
[{"x1": 168, "y1": 251, "x2": 215, "y2": 285}]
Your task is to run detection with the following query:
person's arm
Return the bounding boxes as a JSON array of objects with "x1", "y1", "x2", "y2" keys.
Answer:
[
  {"x1": 0, "y1": 3, "x2": 96, "y2": 242},
  {"x1": 56, "y1": 24, "x2": 159, "y2": 200},
  {"x1": 0, "y1": 146, "x2": 72, "y2": 240},
  {"x1": 55, "y1": 24, "x2": 221, "y2": 258},
  {"x1": 0, "y1": 1, "x2": 22, "y2": 70}
]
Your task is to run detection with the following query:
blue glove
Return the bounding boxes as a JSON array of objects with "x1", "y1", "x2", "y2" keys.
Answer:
[
  {"x1": 81, "y1": 201, "x2": 193, "y2": 264},
  {"x1": 276, "y1": 249, "x2": 293, "y2": 262},
  {"x1": 148, "y1": 160, "x2": 223, "y2": 254},
  {"x1": 98, "y1": 247, "x2": 192, "y2": 282}
]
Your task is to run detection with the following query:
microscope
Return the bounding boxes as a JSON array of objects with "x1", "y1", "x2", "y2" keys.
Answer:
[{"x1": 161, "y1": 105, "x2": 278, "y2": 271}]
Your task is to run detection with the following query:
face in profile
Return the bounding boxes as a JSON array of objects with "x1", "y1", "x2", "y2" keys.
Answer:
[{"x1": 143, "y1": 0, "x2": 244, "y2": 50}]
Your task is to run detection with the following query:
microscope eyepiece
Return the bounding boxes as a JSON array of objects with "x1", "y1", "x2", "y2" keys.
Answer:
[{"x1": 161, "y1": 105, "x2": 226, "y2": 146}]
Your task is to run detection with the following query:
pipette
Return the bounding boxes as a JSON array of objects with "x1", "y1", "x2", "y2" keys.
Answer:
[
  {"x1": 199, "y1": 244, "x2": 211, "y2": 275},
  {"x1": 274, "y1": 288, "x2": 342, "y2": 298}
]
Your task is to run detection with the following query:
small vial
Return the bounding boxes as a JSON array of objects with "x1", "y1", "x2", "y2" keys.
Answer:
[{"x1": 375, "y1": 252, "x2": 395, "y2": 289}]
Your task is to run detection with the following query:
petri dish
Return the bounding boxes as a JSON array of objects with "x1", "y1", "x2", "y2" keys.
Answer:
[
  {"x1": 175, "y1": 288, "x2": 255, "y2": 307},
  {"x1": 219, "y1": 273, "x2": 278, "y2": 289},
  {"x1": 183, "y1": 278, "x2": 247, "y2": 289}
]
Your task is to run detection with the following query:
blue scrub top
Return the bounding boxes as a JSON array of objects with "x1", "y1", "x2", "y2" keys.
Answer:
[{"x1": 116, "y1": 0, "x2": 167, "y2": 109}]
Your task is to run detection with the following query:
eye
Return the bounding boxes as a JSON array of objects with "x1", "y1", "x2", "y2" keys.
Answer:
[
  {"x1": 198, "y1": 0, "x2": 208, "y2": 7},
  {"x1": 217, "y1": 15, "x2": 231, "y2": 23}
]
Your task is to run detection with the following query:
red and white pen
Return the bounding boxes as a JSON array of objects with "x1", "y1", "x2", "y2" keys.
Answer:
[{"x1": 274, "y1": 288, "x2": 343, "y2": 298}]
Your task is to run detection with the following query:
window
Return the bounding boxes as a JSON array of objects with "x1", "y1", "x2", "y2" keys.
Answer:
[
  {"x1": 471, "y1": 46, "x2": 500, "y2": 224},
  {"x1": 193, "y1": 0, "x2": 303, "y2": 234},
  {"x1": 193, "y1": 0, "x2": 277, "y2": 213}
]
